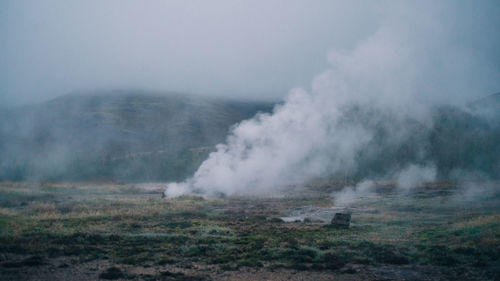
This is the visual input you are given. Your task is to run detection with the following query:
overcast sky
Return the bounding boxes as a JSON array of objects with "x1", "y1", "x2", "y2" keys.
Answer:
[{"x1": 1, "y1": 1, "x2": 500, "y2": 105}]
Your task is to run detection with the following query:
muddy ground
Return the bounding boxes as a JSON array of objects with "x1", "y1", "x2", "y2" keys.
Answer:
[{"x1": 0, "y1": 181, "x2": 499, "y2": 280}]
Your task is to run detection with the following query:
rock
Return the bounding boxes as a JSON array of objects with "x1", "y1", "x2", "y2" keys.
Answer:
[
  {"x1": 2, "y1": 255, "x2": 46, "y2": 268},
  {"x1": 268, "y1": 217, "x2": 284, "y2": 223},
  {"x1": 340, "y1": 264, "x2": 362, "y2": 274},
  {"x1": 331, "y1": 213, "x2": 351, "y2": 228},
  {"x1": 99, "y1": 267, "x2": 125, "y2": 280}
]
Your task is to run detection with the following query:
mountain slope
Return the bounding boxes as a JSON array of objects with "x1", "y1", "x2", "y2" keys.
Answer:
[
  {"x1": 1, "y1": 91, "x2": 498, "y2": 183},
  {"x1": 0, "y1": 91, "x2": 274, "y2": 181}
]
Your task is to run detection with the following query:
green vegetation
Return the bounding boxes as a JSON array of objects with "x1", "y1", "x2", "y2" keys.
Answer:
[{"x1": 0, "y1": 181, "x2": 499, "y2": 280}]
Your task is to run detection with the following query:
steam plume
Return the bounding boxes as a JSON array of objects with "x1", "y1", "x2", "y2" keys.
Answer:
[{"x1": 166, "y1": 6, "x2": 500, "y2": 197}]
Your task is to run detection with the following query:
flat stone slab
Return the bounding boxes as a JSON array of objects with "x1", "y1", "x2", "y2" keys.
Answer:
[{"x1": 280, "y1": 205, "x2": 376, "y2": 223}]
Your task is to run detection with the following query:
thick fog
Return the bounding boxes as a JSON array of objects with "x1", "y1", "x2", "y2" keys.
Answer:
[
  {"x1": 1, "y1": 1, "x2": 499, "y2": 105},
  {"x1": 166, "y1": 1, "x2": 500, "y2": 197},
  {"x1": 1, "y1": 1, "x2": 500, "y2": 197}
]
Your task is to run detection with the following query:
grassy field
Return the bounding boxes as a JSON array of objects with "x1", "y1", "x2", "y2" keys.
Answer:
[{"x1": 0, "y1": 181, "x2": 499, "y2": 280}]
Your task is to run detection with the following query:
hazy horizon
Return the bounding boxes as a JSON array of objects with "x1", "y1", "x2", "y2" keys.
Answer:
[{"x1": 2, "y1": 1, "x2": 500, "y2": 106}]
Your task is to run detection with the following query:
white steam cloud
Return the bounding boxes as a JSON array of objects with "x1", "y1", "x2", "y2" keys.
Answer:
[
  {"x1": 332, "y1": 180, "x2": 376, "y2": 207},
  {"x1": 396, "y1": 164, "x2": 437, "y2": 191},
  {"x1": 165, "y1": 5, "x2": 500, "y2": 198}
]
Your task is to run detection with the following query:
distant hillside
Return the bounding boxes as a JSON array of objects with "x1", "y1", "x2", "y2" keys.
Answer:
[
  {"x1": 1, "y1": 90, "x2": 499, "y2": 183},
  {"x1": 339, "y1": 94, "x2": 500, "y2": 181},
  {"x1": 0, "y1": 91, "x2": 274, "y2": 181},
  {"x1": 469, "y1": 92, "x2": 500, "y2": 109}
]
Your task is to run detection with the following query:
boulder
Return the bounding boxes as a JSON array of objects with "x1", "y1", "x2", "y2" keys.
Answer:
[{"x1": 331, "y1": 213, "x2": 351, "y2": 228}]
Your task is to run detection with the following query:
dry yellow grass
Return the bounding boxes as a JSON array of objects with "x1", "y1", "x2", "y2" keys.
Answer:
[{"x1": 451, "y1": 214, "x2": 500, "y2": 230}]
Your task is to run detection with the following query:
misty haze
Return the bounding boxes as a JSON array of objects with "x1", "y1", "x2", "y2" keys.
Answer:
[{"x1": 1, "y1": 1, "x2": 500, "y2": 280}]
